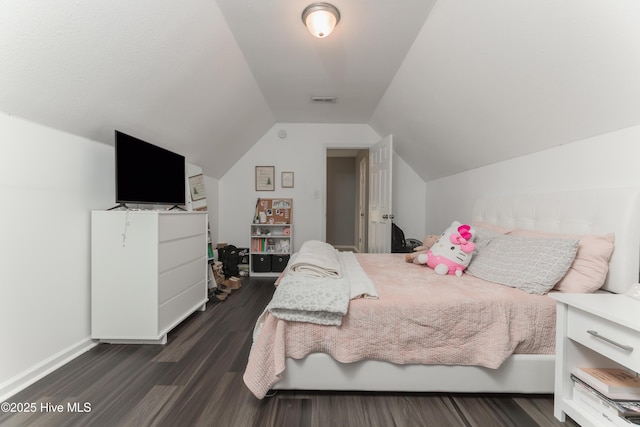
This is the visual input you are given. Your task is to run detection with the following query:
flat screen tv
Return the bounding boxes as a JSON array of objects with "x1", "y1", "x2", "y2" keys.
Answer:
[{"x1": 115, "y1": 130, "x2": 186, "y2": 207}]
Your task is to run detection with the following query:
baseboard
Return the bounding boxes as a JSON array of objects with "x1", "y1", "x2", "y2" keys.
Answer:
[{"x1": 0, "y1": 338, "x2": 97, "y2": 402}]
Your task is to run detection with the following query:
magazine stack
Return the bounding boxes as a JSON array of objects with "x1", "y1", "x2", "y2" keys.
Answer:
[{"x1": 571, "y1": 367, "x2": 640, "y2": 426}]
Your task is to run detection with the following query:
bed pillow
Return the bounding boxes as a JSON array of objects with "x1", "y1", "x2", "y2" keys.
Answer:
[
  {"x1": 470, "y1": 221, "x2": 513, "y2": 252},
  {"x1": 466, "y1": 234, "x2": 579, "y2": 295},
  {"x1": 509, "y1": 229, "x2": 615, "y2": 293}
]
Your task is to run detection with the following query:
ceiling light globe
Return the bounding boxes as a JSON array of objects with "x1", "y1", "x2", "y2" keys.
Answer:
[{"x1": 302, "y1": 3, "x2": 340, "y2": 39}]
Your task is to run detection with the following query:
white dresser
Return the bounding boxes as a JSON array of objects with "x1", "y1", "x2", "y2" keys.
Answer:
[
  {"x1": 91, "y1": 210, "x2": 208, "y2": 344},
  {"x1": 552, "y1": 293, "x2": 640, "y2": 426}
]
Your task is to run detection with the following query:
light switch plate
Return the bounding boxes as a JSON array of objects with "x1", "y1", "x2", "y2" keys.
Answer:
[{"x1": 625, "y1": 283, "x2": 640, "y2": 300}]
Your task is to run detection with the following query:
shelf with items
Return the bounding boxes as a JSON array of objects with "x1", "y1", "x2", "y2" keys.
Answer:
[
  {"x1": 552, "y1": 293, "x2": 640, "y2": 427},
  {"x1": 206, "y1": 221, "x2": 218, "y2": 293},
  {"x1": 237, "y1": 247, "x2": 250, "y2": 277},
  {"x1": 250, "y1": 198, "x2": 293, "y2": 277},
  {"x1": 250, "y1": 223, "x2": 292, "y2": 277}
]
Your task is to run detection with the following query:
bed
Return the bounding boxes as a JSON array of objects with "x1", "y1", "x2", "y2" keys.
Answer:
[{"x1": 243, "y1": 188, "x2": 640, "y2": 398}]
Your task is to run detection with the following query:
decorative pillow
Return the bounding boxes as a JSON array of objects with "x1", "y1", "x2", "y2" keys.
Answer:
[
  {"x1": 466, "y1": 234, "x2": 579, "y2": 295},
  {"x1": 509, "y1": 229, "x2": 615, "y2": 293},
  {"x1": 470, "y1": 221, "x2": 513, "y2": 252}
]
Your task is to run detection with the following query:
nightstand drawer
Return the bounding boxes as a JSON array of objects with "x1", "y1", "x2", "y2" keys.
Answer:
[{"x1": 568, "y1": 307, "x2": 640, "y2": 372}]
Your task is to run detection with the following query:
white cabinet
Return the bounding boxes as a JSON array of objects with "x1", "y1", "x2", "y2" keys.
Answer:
[
  {"x1": 552, "y1": 293, "x2": 640, "y2": 426},
  {"x1": 250, "y1": 223, "x2": 292, "y2": 277},
  {"x1": 91, "y1": 210, "x2": 208, "y2": 344}
]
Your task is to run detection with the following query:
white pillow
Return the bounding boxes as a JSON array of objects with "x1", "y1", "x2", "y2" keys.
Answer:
[{"x1": 466, "y1": 235, "x2": 579, "y2": 295}]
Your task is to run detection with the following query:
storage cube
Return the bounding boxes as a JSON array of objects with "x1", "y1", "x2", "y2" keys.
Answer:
[
  {"x1": 252, "y1": 254, "x2": 272, "y2": 272},
  {"x1": 271, "y1": 255, "x2": 290, "y2": 273}
]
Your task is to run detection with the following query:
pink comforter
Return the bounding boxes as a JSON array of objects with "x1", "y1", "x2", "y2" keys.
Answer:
[{"x1": 243, "y1": 253, "x2": 556, "y2": 398}]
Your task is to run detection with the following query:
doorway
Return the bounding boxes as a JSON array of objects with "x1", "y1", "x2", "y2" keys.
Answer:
[{"x1": 325, "y1": 148, "x2": 369, "y2": 252}]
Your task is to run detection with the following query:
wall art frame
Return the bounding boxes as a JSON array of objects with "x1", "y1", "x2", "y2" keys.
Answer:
[{"x1": 255, "y1": 166, "x2": 275, "y2": 191}]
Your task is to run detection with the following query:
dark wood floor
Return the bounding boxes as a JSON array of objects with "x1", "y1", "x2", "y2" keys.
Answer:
[{"x1": 1, "y1": 277, "x2": 579, "y2": 427}]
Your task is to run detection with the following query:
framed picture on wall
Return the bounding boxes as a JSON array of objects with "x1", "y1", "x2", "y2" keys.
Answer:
[
  {"x1": 255, "y1": 166, "x2": 275, "y2": 191},
  {"x1": 188, "y1": 174, "x2": 206, "y2": 201},
  {"x1": 281, "y1": 171, "x2": 294, "y2": 188}
]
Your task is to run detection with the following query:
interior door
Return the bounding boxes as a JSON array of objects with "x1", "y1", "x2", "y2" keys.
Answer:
[{"x1": 368, "y1": 135, "x2": 393, "y2": 253}]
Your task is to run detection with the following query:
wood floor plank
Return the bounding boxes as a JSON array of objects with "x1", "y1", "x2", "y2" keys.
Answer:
[
  {"x1": 453, "y1": 395, "x2": 550, "y2": 427},
  {"x1": 513, "y1": 396, "x2": 579, "y2": 427},
  {"x1": 151, "y1": 309, "x2": 220, "y2": 363},
  {"x1": 387, "y1": 394, "x2": 468, "y2": 427},
  {"x1": 272, "y1": 397, "x2": 312, "y2": 427},
  {"x1": 0, "y1": 277, "x2": 571, "y2": 427},
  {"x1": 115, "y1": 385, "x2": 183, "y2": 427},
  {"x1": 192, "y1": 372, "x2": 266, "y2": 427}
]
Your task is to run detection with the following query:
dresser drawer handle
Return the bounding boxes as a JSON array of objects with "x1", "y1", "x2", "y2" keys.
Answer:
[{"x1": 587, "y1": 330, "x2": 634, "y2": 352}]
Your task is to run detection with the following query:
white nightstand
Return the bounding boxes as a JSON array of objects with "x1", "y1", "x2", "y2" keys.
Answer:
[{"x1": 551, "y1": 293, "x2": 640, "y2": 426}]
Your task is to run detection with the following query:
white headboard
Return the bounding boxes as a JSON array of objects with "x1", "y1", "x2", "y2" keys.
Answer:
[{"x1": 471, "y1": 188, "x2": 640, "y2": 294}]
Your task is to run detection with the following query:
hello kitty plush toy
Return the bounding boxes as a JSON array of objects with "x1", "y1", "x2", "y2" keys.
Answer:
[{"x1": 416, "y1": 221, "x2": 476, "y2": 277}]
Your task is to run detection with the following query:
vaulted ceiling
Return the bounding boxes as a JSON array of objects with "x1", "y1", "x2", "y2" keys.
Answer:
[{"x1": 1, "y1": 1, "x2": 639, "y2": 181}]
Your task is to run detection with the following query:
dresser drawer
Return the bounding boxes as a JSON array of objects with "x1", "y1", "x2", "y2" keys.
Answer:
[
  {"x1": 568, "y1": 307, "x2": 640, "y2": 372},
  {"x1": 158, "y1": 258, "x2": 206, "y2": 304},
  {"x1": 159, "y1": 213, "x2": 205, "y2": 242},
  {"x1": 159, "y1": 234, "x2": 205, "y2": 272},
  {"x1": 158, "y1": 281, "x2": 206, "y2": 333}
]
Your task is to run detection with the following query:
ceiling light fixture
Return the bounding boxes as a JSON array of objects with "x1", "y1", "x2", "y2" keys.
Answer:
[{"x1": 302, "y1": 3, "x2": 340, "y2": 38}]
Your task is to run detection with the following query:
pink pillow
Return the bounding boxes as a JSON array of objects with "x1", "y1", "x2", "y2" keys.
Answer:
[{"x1": 509, "y1": 229, "x2": 615, "y2": 293}]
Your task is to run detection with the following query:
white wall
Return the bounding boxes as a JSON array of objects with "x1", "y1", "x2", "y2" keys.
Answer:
[
  {"x1": 423, "y1": 125, "x2": 640, "y2": 233},
  {"x1": 218, "y1": 123, "x2": 425, "y2": 251},
  {"x1": 393, "y1": 154, "x2": 426, "y2": 240},
  {"x1": 0, "y1": 112, "x2": 221, "y2": 400},
  {"x1": 204, "y1": 175, "x2": 220, "y2": 247},
  {"x1": 0, "y1": 112, "x2": 114, "y2": 400},
  {"x1": 219, "y1": 124, "x2": 377, "y2": 250}
]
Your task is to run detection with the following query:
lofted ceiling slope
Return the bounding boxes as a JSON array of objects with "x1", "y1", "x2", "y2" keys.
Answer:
[
  {"x1": 371, "y1": 0, "x2": 640, "y2": 181},
  {"x1": 1, "y1": 1, "x2": 639, "y2": 181},
  {"x1": 0, "y1": 0, "x2": 274, "y2": 179}
]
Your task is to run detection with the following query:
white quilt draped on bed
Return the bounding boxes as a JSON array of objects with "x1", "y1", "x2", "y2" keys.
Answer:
[
  {"x1": 244, "y1": 253, "x2": 557, "y2": 399},
  {"x1": 267, "y1": 241, "x2": 377, "y2": 325}
]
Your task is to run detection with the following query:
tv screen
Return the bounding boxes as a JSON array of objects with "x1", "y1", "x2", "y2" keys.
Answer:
[{"x1": 115, "y1": 130, "x2": 186, "y2": 206}]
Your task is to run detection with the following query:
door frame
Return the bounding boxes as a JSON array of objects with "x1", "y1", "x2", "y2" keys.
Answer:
[{"x1": 322, "y1": 145, "x2": 370, "y2": 250}]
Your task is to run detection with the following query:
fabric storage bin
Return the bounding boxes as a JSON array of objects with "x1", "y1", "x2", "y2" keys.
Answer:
[
  {"x1": 271, "y1": 255, "x2": 290, "y2": 273},
  {"x1": 252, "y1": 254, "x2": 272, "y2": 272}
]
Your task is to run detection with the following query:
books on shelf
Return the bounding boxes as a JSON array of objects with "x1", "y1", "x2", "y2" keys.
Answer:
[
  {"x1": 574, "y1": 368, "x2": 640, "y2": 401},
  {"x1": 571, "y1": 374, "x2": 640, "y2": 426}
]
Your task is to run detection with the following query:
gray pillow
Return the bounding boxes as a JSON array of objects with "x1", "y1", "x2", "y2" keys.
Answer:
[
  {"x1": 466, "y1": 235, "x2": 579, "y2": 295},
  {"x1": 473, "y1": 227, "x2": 502, "y2": 252}
]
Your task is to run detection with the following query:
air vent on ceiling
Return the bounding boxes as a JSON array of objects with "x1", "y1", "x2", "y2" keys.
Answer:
[{"x1": 311, "y1": 96, "x2": 337, "y2": 104}]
